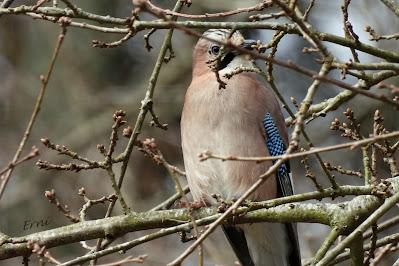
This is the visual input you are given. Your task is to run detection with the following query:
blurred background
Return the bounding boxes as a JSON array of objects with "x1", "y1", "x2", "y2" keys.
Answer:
[{"x1": 1, "y1": 0, "x2": 398, "y2": 265}]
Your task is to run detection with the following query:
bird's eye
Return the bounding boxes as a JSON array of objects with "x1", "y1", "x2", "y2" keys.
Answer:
[{"x1": 210, "y1": 45, "x2": 220, "y2": 55}]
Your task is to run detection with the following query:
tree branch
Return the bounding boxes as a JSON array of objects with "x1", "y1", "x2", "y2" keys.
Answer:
[
  {"x1": 2, "y1": 176, "x2": 398, "y2": 261},
  {"x1": 380, "y1": 0, "x2": 399, "y2": 17}
]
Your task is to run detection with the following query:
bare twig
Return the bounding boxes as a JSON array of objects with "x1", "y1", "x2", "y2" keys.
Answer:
[
  {"x1": 0, "y1": 146, "x2": 39, "y2": 176},
  {"x1": 78, "y1": 188, "x2": 117, "y2": 222},
  {"x1": 199, "y1": 131, "x2": 399, "y2": 163},
  {"x1": 301, "y1": 154, "x2": 324, "y2": 191},
  {"x1": 371, "y1": 243, "x2": 399, "y2": 265},
  {"x1": 44, "y1": 189, "x2": 80, "y2": 223},
  {"x1": 0, "y1": 26, "x2": 67, "y2": 201},
  {"x1": 92, "y1": 30, "x2": 135, "y2": 49},
  {"x1": 303, "y1": 0, "x2": 315, "y2": 21},
  {"x1": 141, "y1": 0, "x2": 272, "y2": 19},
  {"x1": 324, "y1": 162, "x2": 363, "y2": 178},
  {"x1": 97, "y1": 255, "x2": 147, "y2": 266},
  {"x1": 365, "y1": 25, "x2": 399, "y2": 41},
  {"x1": 144, "y1": 28, "x2": 156, "y2": 51}
]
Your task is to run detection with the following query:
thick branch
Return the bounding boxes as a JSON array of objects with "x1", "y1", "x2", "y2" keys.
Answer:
[
  {"x1": 381, "y1": 0, "x2": 399, "y2": 17},
  {"x1": 317, "y1": 178, "x2": 399, "y2": 265},
  {"x1": 1, "y1": 177, "x2": 398, "y2": 260}
]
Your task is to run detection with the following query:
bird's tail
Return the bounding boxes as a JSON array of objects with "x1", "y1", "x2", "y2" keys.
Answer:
[
  {"x1": 243, "y1": 222, "x2": 300, "y2": 266},
  {"x1": 222, "y1": 225, "x2": 254, "y2": 266}
]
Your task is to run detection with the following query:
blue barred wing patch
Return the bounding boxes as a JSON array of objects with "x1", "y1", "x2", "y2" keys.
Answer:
[{"x1": 263, "y1": 113, "x2": 293, "y2": 196}]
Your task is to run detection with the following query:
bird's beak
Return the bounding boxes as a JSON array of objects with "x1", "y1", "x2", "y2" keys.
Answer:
[
  {"x1": 216, "y1": 39, "x2": 257, "y2": 70},
  {"x1": 241, "y1": 39, "x2": 257, "y2": 50}
]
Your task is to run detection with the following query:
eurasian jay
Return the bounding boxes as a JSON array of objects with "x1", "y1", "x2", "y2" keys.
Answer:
[{"x1": 181, "y1": 29, "x2": 301, "y2": 266}]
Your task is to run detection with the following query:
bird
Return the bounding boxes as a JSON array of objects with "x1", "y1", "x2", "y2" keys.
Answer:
[{"x1": 180, "y1": 29, "x2": 301, "y2": 266}]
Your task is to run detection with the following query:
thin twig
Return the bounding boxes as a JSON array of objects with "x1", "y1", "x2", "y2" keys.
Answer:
[
  {"x1": 44, "y1": 189, "x2": 80, "y2": 223},
  {"x1": 199, "y1": 131, "x2": 399, "y2": 163},
  {"x1": 150, "y1": 185, "x2": 189, "y2": 211},
  {"x1": 96, "y1": 255, "x2": 147, "y2": 266},
  {"x1": 0, "y1": 26, "x2": 67, "y2": 201},
  {"x1": 314, "y1": 227, "x2": 340, "y2": 263},
  {"x1": 303, "y1": 0, "x2": 315, "y2": 21},
  {"x1": 142, "y1": 0, "x2": 272, "y2": 19},
  {"x1": 0, "y1": 146, "x2": 39, "y2": 176}
]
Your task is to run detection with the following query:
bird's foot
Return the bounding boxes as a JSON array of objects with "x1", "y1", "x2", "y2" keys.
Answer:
[
  {"x1": 177, "y1": 200, "x2": 206, "y2": 210},
  {"x1": 178, "y1": 231, "x2": 196, "y2": 243}
]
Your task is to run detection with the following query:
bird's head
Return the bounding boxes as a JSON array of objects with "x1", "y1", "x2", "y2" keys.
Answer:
[{"x1": 192, "y1": 29, "x2": 257, "y2": 76}]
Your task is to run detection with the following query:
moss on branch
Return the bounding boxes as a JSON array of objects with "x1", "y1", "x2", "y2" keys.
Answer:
[
  {"x1": 1, "y1": 5, "x2": 399, "y2": 61},
  {"x1": 1, "y1": 177, "x2": 398, "y2": 261}
]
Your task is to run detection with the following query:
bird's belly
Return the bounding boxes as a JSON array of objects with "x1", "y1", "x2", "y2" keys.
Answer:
[{"x1": 182, "y1": 119, "x2": 275, "y2": 203}]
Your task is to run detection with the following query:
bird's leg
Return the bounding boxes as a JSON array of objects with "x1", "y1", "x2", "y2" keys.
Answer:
[
  {"x1": 211, "y1": 194, "x2": 236, "y2": 213},
  {"x1": 176, "y1": 199, "x2": 206, "y2": 209},
  {"x1": 189, "y1": 200, "x2": 206, "y2": 209},
  {"x1": 176, "y1": 200, "x2": 206, "y2": 243},
  {"x1": 179, "y1": 231, "x2": 196, "y2": 243}
]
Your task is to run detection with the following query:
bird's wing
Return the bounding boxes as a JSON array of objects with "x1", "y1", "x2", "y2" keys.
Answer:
[
  {"x1": 262, "y1": 112, "x2": 293, "y2": 196},
  {"x1": 263, "y1": 112, "x2": 301, "y2": 266}
]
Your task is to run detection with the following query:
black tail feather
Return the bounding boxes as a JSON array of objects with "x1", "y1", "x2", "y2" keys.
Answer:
[{"x1": 222, "y1": 225, "x2": 255, "y2": 266}]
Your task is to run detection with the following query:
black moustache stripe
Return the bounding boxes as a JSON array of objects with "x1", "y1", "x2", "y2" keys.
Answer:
[{"x1": 217, "y1": 52, "x2": 235, "y2": 71}]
